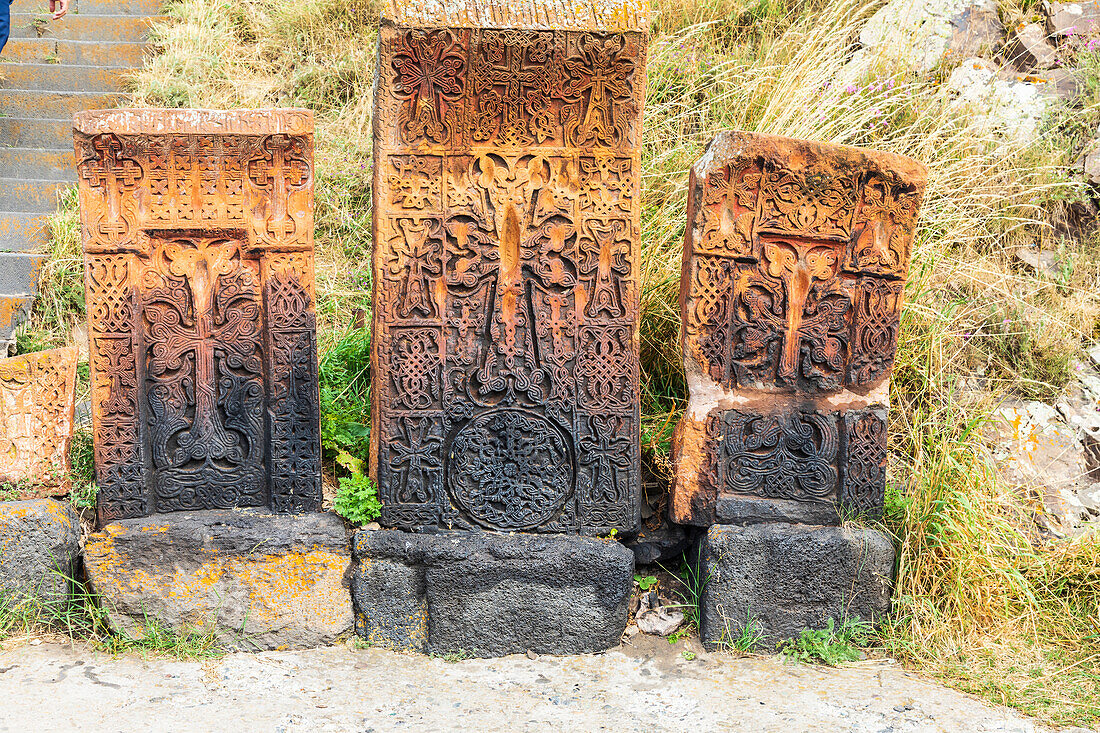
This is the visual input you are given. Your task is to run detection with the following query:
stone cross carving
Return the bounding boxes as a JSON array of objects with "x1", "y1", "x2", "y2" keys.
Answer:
[
  {"x1": 671, "y1": 132, "x2": 927, "y2": 526},
  {"x1": 74, "y1": 109, "x2": 322, "y2": 526},
  {"x1": 0, "y1": 346, "x2": 78, "y2": 493},
  {"x1": 371, "y1": 0, "x2": 649, "y2": 534}
]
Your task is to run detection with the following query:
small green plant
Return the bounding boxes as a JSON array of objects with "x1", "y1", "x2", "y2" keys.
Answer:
[
  {"x1": 716, "y1": 610, "x2": 765, "y2": 653},
  {"x1": 634, "y1": 574, "x2": 658, "y2": 591},
  {"x1": 779, "y1": 617, "x2": 871, "y2": 667},
  {"x1": 432, "y1": 649, "x2": 471, "y2": 663},
  {"x1": 333, "y1": 465, "x2": 381, "y2": 526},
  {"x1": 666, "y1": 628, "x2": 691, "y2": 644},
  {"x1": 681, "y1": 650, "x2": 696, "y2": 661}
]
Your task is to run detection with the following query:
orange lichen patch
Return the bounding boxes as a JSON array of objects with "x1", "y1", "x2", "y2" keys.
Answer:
[{"x1": 0, "y1": 346, "x2": 78, "y2": 494}]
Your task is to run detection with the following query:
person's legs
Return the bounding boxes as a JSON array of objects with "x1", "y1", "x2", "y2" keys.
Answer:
[{"x1": 0, "y1": 0, "x2": 10, "y2": 55}]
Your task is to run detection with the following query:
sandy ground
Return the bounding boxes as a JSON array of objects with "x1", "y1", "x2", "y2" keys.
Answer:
[{"x1": 0, "y1": 634, "x2": 1065, "y2": 732}]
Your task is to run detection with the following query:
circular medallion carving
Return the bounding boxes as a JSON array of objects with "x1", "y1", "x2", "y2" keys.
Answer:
[{"x1": 446, "y1": 408, "x2": 574, "y2": 530}]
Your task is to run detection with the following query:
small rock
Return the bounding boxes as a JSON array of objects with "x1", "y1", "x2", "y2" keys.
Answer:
[
  {"x1": 1005, "y1": 22, "x2": 1059, "y2": 70},
  {"x1": 1088, "y1": 343, "x2": 1100, "y2": 368},
  {"x1": 525, "y1": 649, "x2": 538, "y2": 660},
  {"x1": 364, "y1": 522, "x2": 381, "y2": 531},
  {"x1": 1080, "y1": 141, "x2": 1100, "y2": 185},
  {"x1": 1044, "y1": 0, "x2": 1100, "y2": 38},
  {"x1": 1015, "y1": 247, "x2": 1062, "y2": 277},
  {"x1": 947, "y1": 57, "x2": 1052, "y2": 141}
]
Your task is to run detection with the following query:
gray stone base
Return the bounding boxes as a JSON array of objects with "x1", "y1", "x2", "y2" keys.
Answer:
[
  {"x1": 84, "y1": 510, "x2": 353, "y2": 651},
  {"x1": 698, "y1": 523, "x2": 895, "y2": 651},
  {"x1": 352, "y1": 530, "x2": 634, "y2": 657},
  {"x1": 0, "y1": 499, "x2": 80, "y2": 604}
]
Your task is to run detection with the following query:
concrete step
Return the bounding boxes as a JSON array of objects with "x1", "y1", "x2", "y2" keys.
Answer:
[
  {"x1": 1, "y1": 39, "x2": 146, "y2": 67},
  {"x1": 0, "y1": 293, "x2": 37, "y2": 351},
  {"x1": 9, "y1": 13, "x2": 162, "y2": 43},
  {"x1": 12, "y1": 0, "x2": 162, "y2": 14},
  {"x1": 0, "y1": 178, "x2": 69, "y2": 213},
  {"x1": 0, "y1": 251, "x2": 45, "y2": 295},
  {"x1": 0, "y1": 212, "x2": 50, "y2": 252},
  {"x1": 0, "y1": 149, "x2": 75, "y2": 181},
  {"x1": 0, "y1": 89, "x2": 126, "y2": 118},
  {"x1": 0, "y1": 118, "x2": 71, "y2": 150},
  {"x1": 0, "y1": 63, "x2": 129, "y2": 91}
]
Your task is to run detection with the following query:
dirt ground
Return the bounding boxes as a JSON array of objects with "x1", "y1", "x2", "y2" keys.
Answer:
[{"x1": 0, "y1": 634, "x2": 1073, "y2": 732}]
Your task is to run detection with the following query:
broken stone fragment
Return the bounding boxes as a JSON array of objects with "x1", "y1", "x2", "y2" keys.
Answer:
[
  {"x1": 84, "y1": 509, "x2": 353, "y2": 651},
  {"x1": 0, "y1": 499, "x2": 80, "y2": 604},
  {"x1": 0, "y1": 346, "x2": 78, "y2": 494},
  {"x1": 1005, "y1": 22, "x2": 1059, "y2": 70}
]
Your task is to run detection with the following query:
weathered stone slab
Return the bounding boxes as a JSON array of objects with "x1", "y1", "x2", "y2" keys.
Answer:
[
  {"x1": 369, "y1": 0, "x2": 649, "y2": 534},
  {"x1": 671, "y1": 131, "x2": 928, "y2": 526},
  {"x1": 697, "y1": 523, "x2": 895, "y2": 650},
  {"x1": 352, "y1": 529, "x2": 633, "y2": 657},
  {"x1": 73, "y1": 110, "x2": 322, "y2": 525},
  {"x1": 0, "y1": 346, "x2": 78, "y2": 493},
  {"x1": 0, "y1": 499, "x2": 80, "y2": 603},
  {"x1": 84, "y1": 509, "x2": 352, "y2": 650}
]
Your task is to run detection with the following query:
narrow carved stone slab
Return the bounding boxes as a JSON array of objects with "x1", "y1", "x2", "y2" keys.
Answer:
[
  {"x1": 671, "y1": 132, "x2": 928, "y2": 526},
  {"x1": 0, "y1": 347, "x2": 78, "y2": 492},
  {"x1": 74, "y1": 109, "x2": 322, "y2": 526},
  {"x1": 369, "y1": 0, "x2": 649, "y2": 533}
]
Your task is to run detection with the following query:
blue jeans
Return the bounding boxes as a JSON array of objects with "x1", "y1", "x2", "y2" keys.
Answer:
[{"x1": 0, "y1": 0, "x2": 10, "y2": 55}]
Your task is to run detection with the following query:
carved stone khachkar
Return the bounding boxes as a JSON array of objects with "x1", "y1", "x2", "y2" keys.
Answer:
[
  {"x1": 370, "y1": 0, "x2": 649, "y2": 534},
  {"x1": 672, "y1": 131, "x2": 928, "y2": 526},
  {"x1": 0, "y1": 346, "x2": 78, "y2": 492},
  {"x1": 74, "y1": 109, "x2": 322, "y2": 526}
]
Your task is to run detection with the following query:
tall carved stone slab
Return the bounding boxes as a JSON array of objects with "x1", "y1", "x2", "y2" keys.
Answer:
[
  {"x1": 370, "y1": 0, "x2": 648, "y2": 534},
  {"x1": 0, "y1": 346, "x2": 78, "y2": 492},
  {"x1": 74, "y1": 109, "x2": 322, "y2": 526},
  {"x1": 672, "y1": 132, "x2": 928, "y2": 526}
]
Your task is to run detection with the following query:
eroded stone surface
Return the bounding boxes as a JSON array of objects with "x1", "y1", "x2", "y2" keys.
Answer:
[
  {"x1": 0, "y1": 499, "x2": 80, "y2": 603},
  {"x1": 352, "y1": 528, "x2": 633, "y2": 657},
  {"x1": 84, "y1": 509, "x2": 353, "y2": 650},
  {"x1": 73, "y1": 109, "x2": 322, "y2": 525},
  {"x1": 1006, "y1": 22, "x2": 1059, "y2": 70},
  {"x1": 670, "y1": 131, "x2": 928, "y2": 527},
  {"x1": 369, "y1": 0, "x2": 648, "y2": 534},
  {"x1": 1044, "y1": 0, "x2": 1100, "y2": 38},
  {"x1": 0, "y1": 346, "x2": 77, "y2": 492},
  {"x1": 698, "y1": 523, "x2": 895, "y2": 649}
]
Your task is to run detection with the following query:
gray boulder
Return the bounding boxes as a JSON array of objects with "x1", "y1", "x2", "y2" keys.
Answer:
[
  {"x1": 0, "y1": 499, "x2": 80, "y2": 604},
  {"x1": 85, "y1": 509, "x2": 353, "y2": 651},
  {"x1": 352, "y1": 529, "x2": 634, "y2": 657},
  {"x1": 1006, "y1": 23, "x2": 1059, "y2": 70},
  {"x1": 698, "y1": 523, "x2": 895, "y2": 650}
]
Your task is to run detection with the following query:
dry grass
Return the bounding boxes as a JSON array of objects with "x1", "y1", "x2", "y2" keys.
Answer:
[{"x1": 22, "y1": 0, "x2": 1100, "y2": 723}]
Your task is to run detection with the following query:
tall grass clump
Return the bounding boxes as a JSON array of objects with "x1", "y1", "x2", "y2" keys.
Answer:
[{"x1": 16, "y1": 0, "x2": 1095, "y2": 722}]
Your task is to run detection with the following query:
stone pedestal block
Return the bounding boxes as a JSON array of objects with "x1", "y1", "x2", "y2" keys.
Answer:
[
  {"x1": 697, "y1": 523, "x2": 895, "y2": 650},
  {"x1": 352, "y1": 529, "x2": 633, "y2": 657},
  {"x1": 84, "y1": 509, "x2": 352, "y2": 650},
  {"x1": 0, "y1": 499, "x2": 80, "y2": 603}
]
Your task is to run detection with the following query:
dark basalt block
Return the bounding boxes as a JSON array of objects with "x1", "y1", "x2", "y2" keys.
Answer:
[
  {"x1": 352, "y1": 528, "x2": 634, "y2": 657},
  {"x1": 697, "y1": 523, "x2": 895, "y2": 650}
]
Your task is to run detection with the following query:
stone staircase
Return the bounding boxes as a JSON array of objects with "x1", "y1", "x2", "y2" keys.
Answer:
[{"x1": 0, "y1": 0, "x2": 160, "y2": 351}]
